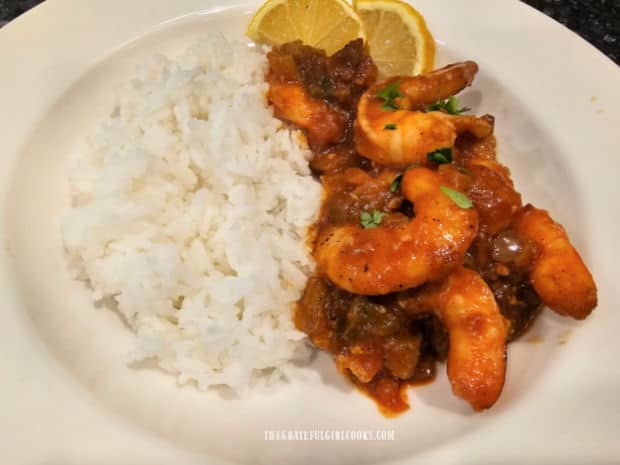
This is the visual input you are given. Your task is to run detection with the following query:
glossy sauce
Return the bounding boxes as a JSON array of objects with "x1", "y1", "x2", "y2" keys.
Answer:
[{"x1": 269, "y1": 41, "x2": 542, "y2": 415}]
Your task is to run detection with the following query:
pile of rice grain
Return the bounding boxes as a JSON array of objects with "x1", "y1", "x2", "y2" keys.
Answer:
[{"x1": 62, "y1": 34, "x2": 322, "y2": 393}]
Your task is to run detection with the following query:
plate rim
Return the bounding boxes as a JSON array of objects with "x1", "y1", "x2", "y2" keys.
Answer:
[{"x1": 1, "y1": 1, "x2": 620, "y2": 464}]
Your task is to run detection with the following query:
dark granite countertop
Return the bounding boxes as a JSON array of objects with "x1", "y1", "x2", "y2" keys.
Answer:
[
  {"x1": 1, "y1": 0, "x2": 619, "y2": 64},
  {"x1": 522, "y1": 0, "x2": 619, "y2": 63}
]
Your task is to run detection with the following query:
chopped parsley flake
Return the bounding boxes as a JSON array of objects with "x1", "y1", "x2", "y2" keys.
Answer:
[
  {"x1": 377, "y1": 81, "x2": 404, "y2": 111},
  {"x1": 428, "y1": 96, "x2": 470, "y2": 115},
  {"x1": 390, "y1": 174, "x2": 403, "y2": 193},
  {"x1": 360, "y1": 210, "x2": 385, "y2": 229},
  {"x1": 427, "y1": 147, "x2": 453, "y2": 164},
  {"x1": 440, "y1": 186, "x2": 473, "y2": 209}
]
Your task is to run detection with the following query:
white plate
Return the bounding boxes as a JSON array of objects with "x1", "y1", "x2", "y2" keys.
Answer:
[{"x1": 1, "y1": 1, "x2": 619, "y2": 464}]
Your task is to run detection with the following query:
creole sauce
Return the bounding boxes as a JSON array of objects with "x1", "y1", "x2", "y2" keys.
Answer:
[{"x1": 269, "y1": 41, "x2": 541, "y2": 415}]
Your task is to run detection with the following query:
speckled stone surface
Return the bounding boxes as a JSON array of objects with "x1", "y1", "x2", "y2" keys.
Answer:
[
  {"x1": 0, "y1": 0, "x2": 41, "y2": 26},
  {"x1": 522, "y1": 0, "x2": 619, "y2": 63},
  {"x1": 1, "y1": 0, "x2": 619, "y2": 64}
]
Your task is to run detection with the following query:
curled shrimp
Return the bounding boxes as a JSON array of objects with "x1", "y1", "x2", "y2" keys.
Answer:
[
  {"x1": 354, "y1": 62, "x2": 494, "y2": 165},
  {"x1": 399, "y1": 267, "x2": 508, "y2": 411},
  {"x1": 314, "y1": 166, "x2": 478, "y2": 295},
  {"x1": 267, "y1": 82, "x2": 347, "y2": 150},
  {"x1": 511, "y1": 205, "x2": 597, "y2": 319}
]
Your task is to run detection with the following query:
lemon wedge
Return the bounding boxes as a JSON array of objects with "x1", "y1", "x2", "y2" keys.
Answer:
[
  {"x1": 354, "y1": 0, "x2": 435, "y2": 77},
  {"x1": 247, "y1": 0, "x2": 366, "y2": 56}
]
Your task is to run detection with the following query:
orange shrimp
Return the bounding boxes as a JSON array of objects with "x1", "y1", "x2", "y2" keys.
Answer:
[
  {"x1": 511, "y1": 205, "x2": 597, "y2": 319},
  {"x1": 314, "y1": 166, "x2": 478, "y2": 295},
  {"x1": 400, "y1": 267, "x2": 508, "y2": 411},
  {"x1": 354, "y1": 62, "x2": 493, "y2": 165},
  {"x1": 267, "y1": 82, "x2": 347, "y2": 150}
]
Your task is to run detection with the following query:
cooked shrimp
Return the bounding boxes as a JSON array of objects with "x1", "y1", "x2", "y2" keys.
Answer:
[
  {"x1": 511, "y1": 205, "x2": 597, "y2": 319},
  {"x1": 399, "y1": 267, "x2": 508, "y2": 411},
  {"x1": 354, "y1": 62, "x2": 494, "y2": 165},
  {"x1": 267, "y1": 82, "x2": 347, "y2": 150},
  {"x1": 314, "y1": 166, "x2": 478, "y2": 295}
]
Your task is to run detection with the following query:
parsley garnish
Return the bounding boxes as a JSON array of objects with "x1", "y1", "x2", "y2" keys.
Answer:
[
  {"x1": 360, "y1": 210, "x2": 385, "y2": 229},
  {"x1": 427, "y1": 147, "x2": 453, "y2": 164},
  {"x1": 390, "y1": 174, "x2": 403, "y2": 193},
  {"x1": 440, "y1": 186, "x2": 473, "y2": 209},
  {"x1": 384, "y1": 123, "x2": 398, "y2": 130},
  {"x1": 377, "y1": 81, "x2": 404, "y2": 111},
  {"x1": 428, "y1": 96, "x2": 470, "y2": 115}
]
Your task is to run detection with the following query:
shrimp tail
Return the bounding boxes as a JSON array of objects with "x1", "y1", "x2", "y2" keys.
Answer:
[{"x1": 399, "y1": 61, "x2": 479, "y2": 108}]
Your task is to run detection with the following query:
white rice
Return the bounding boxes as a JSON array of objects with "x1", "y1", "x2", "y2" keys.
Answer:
[{"x1": 62, "y1": 34, "x2": 322, "y2": 393}]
